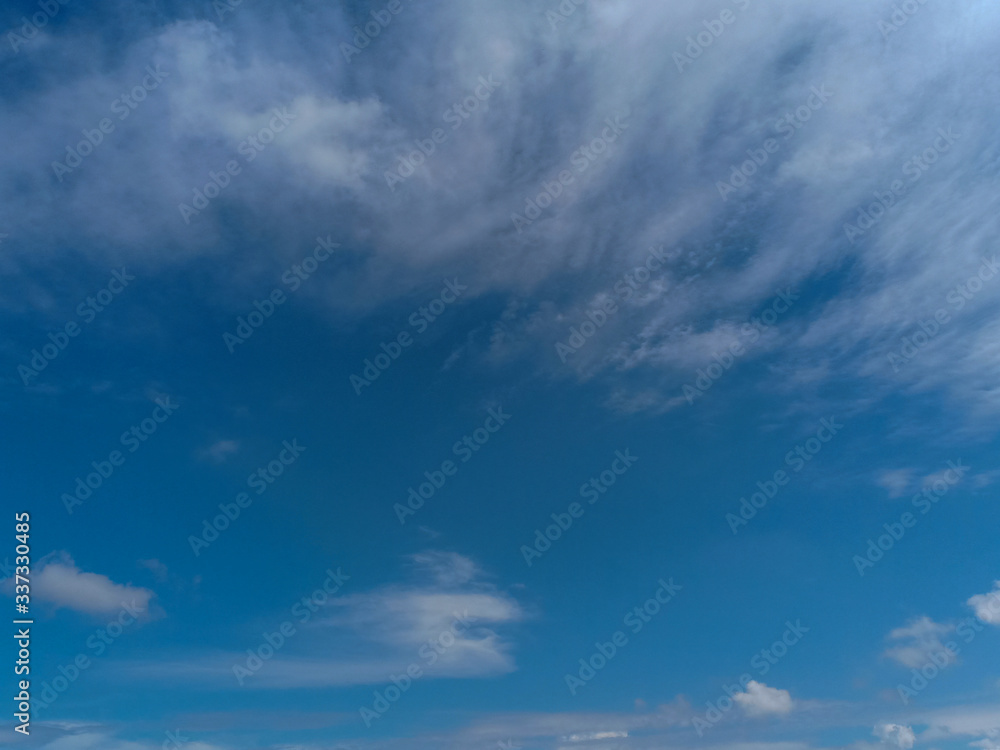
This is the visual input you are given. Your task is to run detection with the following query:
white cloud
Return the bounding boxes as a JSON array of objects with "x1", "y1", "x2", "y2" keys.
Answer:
[
  {"x1": 972, "y1": 471, "x2": 1000, "y2": 489},
  {"x1": 2, "y1": 552, "x2": 154, "y2": 617},
  {"x1": 562, "y1": 731, "x2": 628, "y2": 741},
  {"x1": 128, "y1": 551, "x2": 522, "y2": 688},
  {"x1": 874, "y1": 723, "x2": 916, "y2": 750},
  {"x1": 271, "y1": 94, "x2": 386, "y2": 188},
  {"x1": 319, "y1": 582, "x2": 524, "y2": 680},
  {"x1": 198, "y1": 439, "x2": 240, "y2": 463},
  {"x1": 922, "y1": 468, "x2": 962, "y2": 491},
  {"x1": 967, "y1": 582, "x2": 1000, "y2": 625},
  {"x1": 732, "y1": 681, "x2": 793, "y2": 717},
  {"x1": 36, "y1": 729, "x2": 224, "y2": 750},
  {"x1": 4, "y1": 0, "x2": 1000, "y2": 423},
  {"x1": 883, "y1": 617, "x2": 957, "y2": 669},
  {"x1": 38, "y1": 734, "x2": 145, "y2": 750},
  {"x1": 908, "y1": 703, "x2": 1000, "y2": 744},
  {"x1": 877, "y1": 469, "x2": 913, "y2": 498},
  {"x1": 444, "y1": 698, "x2": 690, "y2": 747},
  {"x1": 410, "y1": 550, "x2": 481, "y2": 587},
  {"x1": 137, "y1": 558, "x2": 169, "y2": 582}
]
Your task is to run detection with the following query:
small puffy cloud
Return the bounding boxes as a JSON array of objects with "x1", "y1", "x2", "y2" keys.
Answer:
[
  {"x1": 967, "y1": 582, "x2": 1000, "y2": 625},
  {"x1": 874, "y1": 723, "x2": 916, "y2": 749},
  {"x1": 877, "y1": 469, "x2": 913, "y2": 498},
  {"x1": 884, "y1": 617, "x2": 957, "y2": 668},
  {"x1": 2, "y1": 552, "x2": 154, "y2": 617},
  {"x1": 733, "y1": 681, "x2": 793, "y2": 716}
]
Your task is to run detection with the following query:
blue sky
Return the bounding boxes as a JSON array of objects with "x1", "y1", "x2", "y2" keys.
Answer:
[{"x1": 2, "y1": 0, "x2": 1000, "y2": 749}]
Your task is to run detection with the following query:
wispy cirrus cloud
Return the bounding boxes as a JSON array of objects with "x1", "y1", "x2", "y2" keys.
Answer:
[
  {"x1": 876, "y1": 469, "x2": 913, "y2": 498},
  {"x1": 3, "y1": 0, "x2": 1000, "y2": 422},
  {"x1": 883, "y1": 617, "x2": 957, "y2": 669},
  {"x1": 126, "y1": 551, "x2": 523, "y2": 688},
  {"x1": 198, "y1": 439, "x2": 240, "y2": 463}
]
